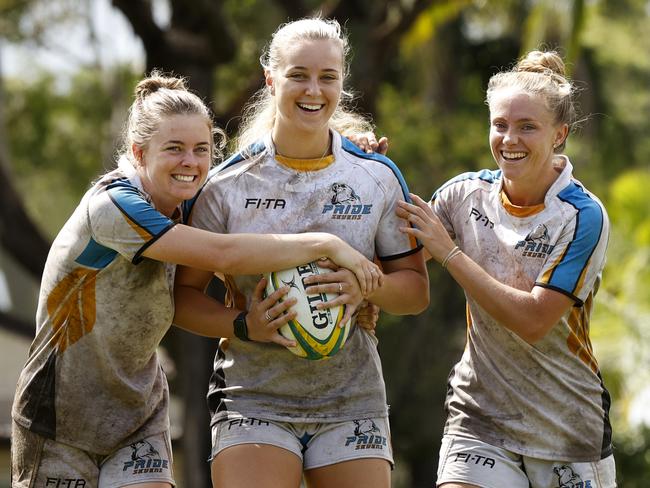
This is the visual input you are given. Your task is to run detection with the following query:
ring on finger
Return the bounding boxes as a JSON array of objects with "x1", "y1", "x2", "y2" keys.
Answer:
[
  {"x1": 338, "y1": 283, "x2": 343, "y2": 293},
  {"x1": 265, "y1": 310, "x2": 272, "y2": 322}
]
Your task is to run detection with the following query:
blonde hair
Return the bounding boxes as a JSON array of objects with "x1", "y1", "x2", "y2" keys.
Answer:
[
  {"x1": 118, "y1": 70, "x2": 225, "y2": 169},
  {"x1": 486, "y1": 50, "x2": 578, "y2": 152},
  {"x1": 235, "y1": 17, "x2": 372, "y2": 153}
]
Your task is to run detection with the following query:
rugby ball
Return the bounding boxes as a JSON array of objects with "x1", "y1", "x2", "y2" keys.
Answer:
[{"x1": 265, "y1": 261, "x2": 350, "y2": 360}]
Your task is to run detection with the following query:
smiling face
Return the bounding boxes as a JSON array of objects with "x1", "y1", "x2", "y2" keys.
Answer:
[
  {"x1": 134, "y1": 114, "x2": 211, "y2": 216},
  {"x1": 266, "y1": 38, "x2": 343, "y2": 156},
  {"x1": 489, "y1": 87, "x2": 568, "y2": 205}
]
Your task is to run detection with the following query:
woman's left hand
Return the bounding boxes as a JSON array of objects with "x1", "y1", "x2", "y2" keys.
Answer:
[
  {"x1": 347, "y1": 131, "x2": 389, "y2": 155},
  {"x1": 355, "y1": 301, "x2": 380, "y2": 335},
  {"x1": 303, "y1": 260, "x2": 364, "y2": 327}
]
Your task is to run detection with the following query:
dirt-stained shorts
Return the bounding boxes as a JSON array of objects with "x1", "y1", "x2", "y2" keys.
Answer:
[
  {"x1": 11, "y1": 421, "x2": 175, "y2": 488},
  {"x1": 436, "y1": 434, "x2": 617, "y2": 488},
  {"x1": 210, "y1": 416, "x2": 393, "y2": 470}
]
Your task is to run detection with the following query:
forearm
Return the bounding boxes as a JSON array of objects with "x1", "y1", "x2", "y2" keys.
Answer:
[
  {"x1": 368, "y1": 267, "x2": 429, "y2": 315},
  {"x1": 445, "y1": 252, "x2": 560, "y2": 342},
  {"x1": 148, "y1": 225, "x2": 342, "y2": 275},
  {"x1": 228, "y1": 232, "x2": 341, "y2": 273},
  {"x1": 173, "y1": 284, "x2": 239, "y2": 338}
]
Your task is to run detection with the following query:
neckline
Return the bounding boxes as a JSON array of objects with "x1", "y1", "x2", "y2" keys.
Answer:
[
  {"x1": 274, "y1": 153, "x2": 335, "y2": 172},
  {"x1": 500, "y1": 190, "x2": 546, "y2": 217}
]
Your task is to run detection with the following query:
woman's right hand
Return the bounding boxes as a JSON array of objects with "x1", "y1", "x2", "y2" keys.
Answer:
[
  {"x1": 244, "y1": 277, "x2": 297, "y2": 347},
  {"x1": 328, "y1": 240, "x2": 383, "y2": 297},
  {"x1": 396, "y1": 193, "x2": 456, "y2": 264}
]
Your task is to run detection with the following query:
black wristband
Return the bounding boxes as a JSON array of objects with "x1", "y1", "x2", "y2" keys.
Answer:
[{"x1": 233, "y1": 311, "x2": 251, "y2": 341}]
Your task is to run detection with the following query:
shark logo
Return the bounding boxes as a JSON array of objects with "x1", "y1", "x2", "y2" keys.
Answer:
[
  {"x1": 515, "y1": 223, "x2": 554, "y2": 258},
  {"x1": 353, "y1": 419, "x2": 380, "y2": 436},
  {"x1": 122, "y1": 440, "x2": 169, "y2": 474},
  {"x1": 345, "y1": 419, "x2": 387, "y2": 450},
  {"x1": 130, "y1": 440, "x2": 159, "y2": 460},
  {"x1": 322, "y1": 183, "x2": 372, "y2": 220},
  {"x1": 553, "y1": 465, "x2": 592, "y2": 488},
  {"x1": 330, "y1": 183, "x2": 360, "y2": 205},
  {"x1": 525, "y1": 223, "x2": 550, "y2": 242}
]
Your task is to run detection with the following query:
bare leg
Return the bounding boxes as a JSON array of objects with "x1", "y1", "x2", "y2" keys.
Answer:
[
  {"x1": 304, "y1": 458, "x2": 391, "y2": 488},
  {"x1": 122, "y1": 484, "x2": 173, "y2": 488},
  {"x1": 439, "y1": 484, "x2": 483, "y2": 488},
  {"x1": 211, "y1": 444, "x2": 303, "y2": 488}
]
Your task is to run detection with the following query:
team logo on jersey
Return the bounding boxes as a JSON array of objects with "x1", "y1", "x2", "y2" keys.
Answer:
[
  {"x1": 322, "y1": 183, "x2": 372, "y2": 220},
  {"x1": 515, "y1": 223, "x2": 555, "y2": 258},
  {"x1": 331, "y1": 183, "x2": 360, "y2": 204},
  {"x1": 122, "y1": 440, "x2": 170, "y2": 474},
  {"x1": 526, "y1": 223, "x2": 550, "y2": 241},
  {"x1": 344, "y1": 419, "x2": 387, "y2": 450},
  {"x1": 553, "y1": 465, "x2": 592, "y2": 488}
]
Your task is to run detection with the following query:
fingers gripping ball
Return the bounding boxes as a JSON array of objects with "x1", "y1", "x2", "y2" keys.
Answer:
[{"x1": 265, "y1": 262, "x2": 351, "y2": 360}]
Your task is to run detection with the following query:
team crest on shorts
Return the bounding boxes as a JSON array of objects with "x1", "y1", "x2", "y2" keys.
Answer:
[
  {"x1": 344, "y1": 419, "x2": 387, "y2": 450},
  {"x1": 553, "y1": 464, "x2": 592, "y2": 488},
  {"x1": 322, "y1": 183, "x2": 373, "y2": 220},
  {"x1": 122, "y1": 440, "x2": 170, "y2": 475}
]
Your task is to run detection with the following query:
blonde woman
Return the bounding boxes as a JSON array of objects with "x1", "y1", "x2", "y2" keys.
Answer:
[
  {"x1": 174, "y1": 17, "x2": 429, "y2": 488},
  {"x1": 398, "y1": 51, "x2": 616, "y2": 488}
]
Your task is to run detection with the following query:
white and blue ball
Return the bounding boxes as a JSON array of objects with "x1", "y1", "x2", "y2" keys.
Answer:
[{"x1": 265, "y1": 261, "x2": 350, "y2": 360}]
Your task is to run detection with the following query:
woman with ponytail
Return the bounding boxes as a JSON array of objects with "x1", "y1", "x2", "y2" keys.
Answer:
[
  {"x1": 397, "y1": 51, "x2": 616, "y2": 487},
  {"x1": 11, "y1": 71, "x2": 381, "y2": 488}
]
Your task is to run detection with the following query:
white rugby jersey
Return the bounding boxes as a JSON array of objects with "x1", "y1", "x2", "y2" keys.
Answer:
[
  {"x1": 12, "y1": 167, "x2": 181, "y2": 455},
  {"x1": 190, "y1": 130, "x2": 421, "y2": 424},
  {"x1": 433, "y1": 157, "x2": 612, "y2": 462}
]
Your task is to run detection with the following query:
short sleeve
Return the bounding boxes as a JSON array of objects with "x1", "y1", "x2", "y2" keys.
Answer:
[
  {"x1": 374, "y1": 161, "x2": 422, "y2": 261},
  {"x1": 187, "y1": 174, "x2": 228, "y2": 234},
  {"x1": 536, "y1": 192, "x2": 609, "y2": 304},
  {"x1": 430, "y1": 183, "x2": 458, "y2": 241},
  {"x1": 87, "y1": 182, "x2": 176, "y2": 264}
]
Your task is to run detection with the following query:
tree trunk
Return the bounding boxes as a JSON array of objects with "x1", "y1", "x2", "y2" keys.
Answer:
[{"x1": 0, "y1": 48, "x2": 50, "y2": 283}]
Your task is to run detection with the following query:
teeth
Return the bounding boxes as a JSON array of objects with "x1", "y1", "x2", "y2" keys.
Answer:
[
  {"x1": 173, "y1": 175, "x2": 195, "y2": 182},
  {"x1": 298, "y1": 103, "x2": 322, "y2": 111},
  {"x1": 502, "y1": 151, "x2": 527, "y2": 159}
]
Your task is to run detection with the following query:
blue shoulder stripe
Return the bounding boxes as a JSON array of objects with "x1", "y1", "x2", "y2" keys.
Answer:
[
  {"x1": 432, "y1": 169, "x2": 501, "y2": 200},
  {"x1": 216, "y1": 141, "x2": 266, "y2": 173},
  {"x1": 185, "y1": 141, "x2": 266, "y2": 220},
  {"x1": 106, "y1": 182, "x2": 174, "y2": 237},
  {"x1": 341, "y1": 137, "x2": 411, "y2": 200},
  {"x1": 548, "y1": 182, "x2": 604, "y2": 294},
  {"x1": 75, "y1": 238, "x2": 118, "y2": 269}
]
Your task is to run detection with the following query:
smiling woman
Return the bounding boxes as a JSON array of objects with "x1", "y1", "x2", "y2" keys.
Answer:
[
  {"x1": 396, "y1": 50, "x2": 616, "y2": 488},
  {"x1": 132, "y1": 113, "x2": 212, "y2": 216},
  {"x1": 10, "y1": 70, "x2": 383, "y2": 488},
  {"x1": 172, "y1": 17, "x2": 429, "y2": 488},
  {"x1": 266, "y1": 37, "x2": 343, "y2": 158}
]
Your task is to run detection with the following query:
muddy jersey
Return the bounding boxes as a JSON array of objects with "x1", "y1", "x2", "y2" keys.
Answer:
[
  {"x1": 12, "y1": 167, "x2": 184, "y2": 455},
  {"x1": 190, "y1": 130, "x2": 420, "y2": 425},
  {"x1": 433, "y1": 157, "x2": 612, "y2": 462}
]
